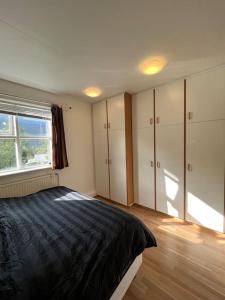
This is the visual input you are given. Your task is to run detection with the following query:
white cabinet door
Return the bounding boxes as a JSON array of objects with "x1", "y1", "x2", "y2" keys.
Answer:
[
  {"x1": 107, "y1": 94, "x2": 125, "y2": 130},
  {"x1": 186, "y1": 120, "x2": 225, "y2": 232},
  {"x1": 187, "y1": 68, "x2": 225, "y2": 123},
  {"x1": 155, "y1": 80, "x2": 184, "y2": 125},
  {"x1": 156, "y1": 124, "x2": 184, "y2": 218},
  {"x1": 133, "y1": 128, "x2": 155, "y2": 208},
  {"x1": 93, "y1": 100, "x2": 107, "y2": 132},
  {"x1": 108, "y1": 130, "x2": 127, "y2": 205},
  {"x1": 132, "y1": 89, "x2": 154, "y2": 129},
  {"x1": 93, "y1": 131, "x2": 109, "y2": 199}
]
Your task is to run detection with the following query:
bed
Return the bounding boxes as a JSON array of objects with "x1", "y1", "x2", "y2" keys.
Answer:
[{"x1": 0, "y1": 186, "x2": 156, "y2": 300}]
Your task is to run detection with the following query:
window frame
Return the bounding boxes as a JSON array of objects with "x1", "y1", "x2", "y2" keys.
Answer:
[
  {"x1": 0, "y1": 114, "x2": 14, "y2": 136},
  {"x1": 0, "y1": 112, "x2": 52, "y2": 175}
]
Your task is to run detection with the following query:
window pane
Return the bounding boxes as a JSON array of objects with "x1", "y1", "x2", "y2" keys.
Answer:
[
  {"x1": 20, "y1": 139, "x2": 51, "y2": 167},
  {"x1": 0, "y1": 113, "x2": 13, "y2": 135},
  {"x1": 18, "y1": 116, "x2": 50, "y2": 137},
  {"x1": 0, "y1": 139, "x2": 17, "y2": 171}
]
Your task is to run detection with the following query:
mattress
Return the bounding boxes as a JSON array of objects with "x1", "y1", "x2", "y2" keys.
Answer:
[{"x1": 0, "y1": 186, "x2": 156, "y2": 300}]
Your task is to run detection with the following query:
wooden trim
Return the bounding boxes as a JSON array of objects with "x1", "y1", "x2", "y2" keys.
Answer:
[
  {"x1": 124, "y1": 92, "x2": 134, "y2": 206},
  {"x1": 99, "y1": 197, "x2": 225, "y2": 235},
  {"x1": 153, "y1": 89, "x2": 157, "y2": 211},
  {"x1": 106, "y1": 100, "x2": 111, "y2": 199},
  {"x1": 134, "y1": 202, "x2": 157, "y2": 214},
  {"x1": 95, "y1": 195, "x2": 132, "y2": 208},
  {"x1": 184, "y1": 79, "x2": 186, "y2": 220},
  {"x1": 131, "y1": 202, "x2": 225, "y2": 234}
]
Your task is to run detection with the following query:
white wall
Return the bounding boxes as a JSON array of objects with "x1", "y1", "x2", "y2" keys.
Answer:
[{"x1": 0, "y1": 79, "x2": 96, "y2": 196}]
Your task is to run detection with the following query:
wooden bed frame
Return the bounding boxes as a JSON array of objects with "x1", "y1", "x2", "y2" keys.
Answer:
[{"x1": 110, "y1": 254, "x2": 142, "y2": 300}]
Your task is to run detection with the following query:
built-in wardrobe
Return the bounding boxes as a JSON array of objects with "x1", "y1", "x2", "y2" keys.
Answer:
[
  {"x1": 133, "y1": 66, "x2": 225, "y2": 233},
  {"x1": 186, "y1": 68, "x2": 225, "y2": 232},
  {"x1": 133, "y1": 80, "x2": 184, "y2": 219},
  {"x1": 93, "y1": 93, "x2": 134, "y2": 206}
]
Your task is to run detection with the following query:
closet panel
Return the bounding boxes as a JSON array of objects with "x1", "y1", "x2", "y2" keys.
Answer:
[
  {"x1": 132, "y1": 89, "x2": 154, "y2": 129},
  {"x1": 107, "y1": 94, "x2": 125, "y2": 130},
  {"x1": 156, "y1": 124, "x2": 184, "y2": 218},
  {"x1": 155, "y1": 80, "x2": 184, "y2": 125},
  {"x1": 93, "y1": 93, "x2": 133, "y2": 205},
  {"x1": 108, "y1": 130, "x2": 127, "y2": 205},
  {"x1": 133, "y1": 128, "x2": 155, "y2": 208},
  {"x1": 186, "y1": 120, "x2": 225, "y2": 232},
  {"x1": 93, "y1": 100, "x2": 107, "y2": 132},
  {"x1": 187, "y1": 68, "x2": 225, "y2": 123},
  {"x1": 93, "y1": 131, "x2": 110, "y2": 199}
]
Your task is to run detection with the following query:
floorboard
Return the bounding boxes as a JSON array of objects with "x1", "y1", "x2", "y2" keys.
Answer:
[{"x1": 99, "y1": 200, "x2": 225, "y2": 300}]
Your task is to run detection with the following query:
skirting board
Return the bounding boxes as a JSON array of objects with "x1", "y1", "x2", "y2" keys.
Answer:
[
  {"x1": 86, "y1": 191, "x2": 97, "y2": 197},
  {"x1": 110, "y1": 254, "x2": 142, "y2": 300}
]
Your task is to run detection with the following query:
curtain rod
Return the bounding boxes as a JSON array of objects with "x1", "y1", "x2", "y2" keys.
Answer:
[{"x1": 0, "y1": 92, "x2": 72, "y2": 110}]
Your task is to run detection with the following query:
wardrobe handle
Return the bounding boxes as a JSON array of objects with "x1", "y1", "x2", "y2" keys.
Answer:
[
  {"x1": 156, "y1": 116, "x2": 160, "y2": 124},
  {"x1": 187, "y1": 163, "x2": 192, "y2": 171},
  {"x1": 157, "y1": 161, "x2": 160, "y2": 168},
  {"x1": 149, "y1": 118, "x2": 153, "y2": 125},
  {"x1": 188, "y1": 112, "x2": 193, "y2": 120},
  {"x1": 108, "y1": 123, "x2": 111, "y2": 129},
  {"x1": 150, "y1": 161, "x2": 154, "y2": 167},
  {"x1": 108, "y1": 159, "x2": 112, "y2": 164}
]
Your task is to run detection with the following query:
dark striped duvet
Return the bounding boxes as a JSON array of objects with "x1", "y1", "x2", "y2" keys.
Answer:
[{"x1": 0, "y1": 186, "x2": 156, "y2": 300}]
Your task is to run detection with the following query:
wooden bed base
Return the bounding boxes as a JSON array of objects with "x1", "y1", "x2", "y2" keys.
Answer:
[{"x1": 110, "y1": 254, "x2": 142, "y2": 300}]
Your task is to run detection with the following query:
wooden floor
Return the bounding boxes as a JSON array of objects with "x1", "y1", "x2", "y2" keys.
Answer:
[{"x1": 102, "y1": 201, "x2": 225, "y2": 300}]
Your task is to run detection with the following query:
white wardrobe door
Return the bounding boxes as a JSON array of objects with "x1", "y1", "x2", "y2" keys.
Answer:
[
  {"x1": 132, "y1": 89, "x2": 154, "y2": 129},
  {"x1": 93, "y1": 100, "x2": 107, "y2": 132},
  {"x1": 107, "y1": 94, "x2": 125, "y2": 130},
  {"x1": 155, "y1": 80, "x2": 184, "y2": 125},
  {"x1": 186, "y1": 120, "x2": 225, "y2": 232},
  {"x1": 133, "y1": 128, "x2": 155, "y2": 208},
  {"x1": 94, "y1": 131, "x2": 109, "y2": 199},
  {"x1": 187, "y1": 68, "x2": 225, "y2": 123},
  {"x1": 156, "y1": 124, "x2": 184, "y2": 218},
  {"x1": 109, "y1": 130, "x2": 127, "y2": 205}
]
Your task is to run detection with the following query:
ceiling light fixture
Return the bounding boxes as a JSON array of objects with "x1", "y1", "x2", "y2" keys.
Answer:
[
  {"x1": 139, "y1": 56, "x2": 167, "y2": 75},
  {"x1": 83, "y1": 87, "x2": 102, "y2": 97}
]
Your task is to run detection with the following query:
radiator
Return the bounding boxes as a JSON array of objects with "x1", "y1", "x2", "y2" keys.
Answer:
[{"x1": 0, "y1": 173, "x2": 59, "y2": 198}]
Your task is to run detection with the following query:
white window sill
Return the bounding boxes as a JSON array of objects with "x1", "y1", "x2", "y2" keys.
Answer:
[{"x1": 0, "y1": 165, "x2": 52, "y2": 177}]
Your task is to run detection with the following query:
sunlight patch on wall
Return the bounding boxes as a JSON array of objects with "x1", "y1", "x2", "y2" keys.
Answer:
[
  {"x1": 166, "y1": 201, "x2": 179, "y2": 217},
  {"x1": 187, "y1": 192, "x2": 224, "y2": 232},
  {"x1": 164, "y1": 169, "x2": 179, "y2": 201}
]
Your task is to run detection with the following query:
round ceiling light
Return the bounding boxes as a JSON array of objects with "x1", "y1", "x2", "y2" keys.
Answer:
[
  {"x1": 83, "y1": 87, "x2": 102, "y2": 97},
  {"x1": 139, "y1": 56, "x2": 167, "y2": 75}
]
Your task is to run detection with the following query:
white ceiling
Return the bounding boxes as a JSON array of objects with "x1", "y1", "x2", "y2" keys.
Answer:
[{"x1": 0, "y1": 0, "x2": 225, "y2": 102}]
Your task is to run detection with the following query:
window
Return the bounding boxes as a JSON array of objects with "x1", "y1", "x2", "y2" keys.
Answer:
[{"x1": 0, "y1": 100, "x2": 52, "y2": 174}]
